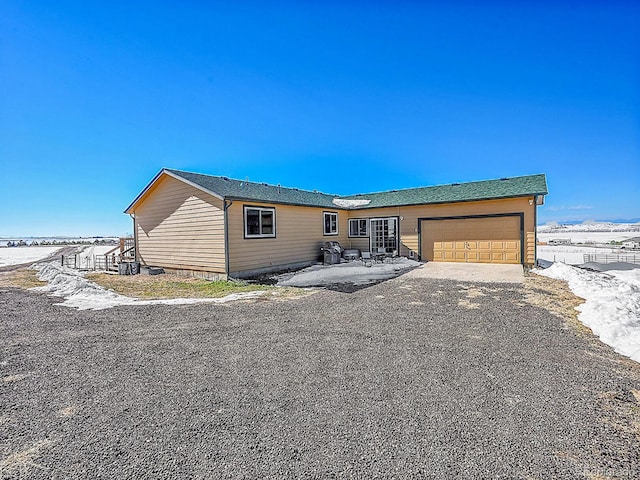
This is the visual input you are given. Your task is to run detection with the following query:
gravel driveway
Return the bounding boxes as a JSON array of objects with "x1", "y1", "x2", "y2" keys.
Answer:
[{"x1": 2, "y1": 273, "x2": 640, "y2": 479}]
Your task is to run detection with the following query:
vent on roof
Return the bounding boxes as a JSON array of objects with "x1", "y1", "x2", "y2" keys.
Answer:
[
  {"x1": 277, "y1": 183, "x2": 281, "y2": 193},
  {"x1": 263, "y1": 183, "x2": 268, "y2": 186},
  {"x1": 452, "y1": 183, "x2": 461, "y2": 186},
  {"x1": 500, "y1": 177, "x2": 509, "y2": 181},
  {"x1": 222, "y1": 177, "x2": 229, "y2": 181}
]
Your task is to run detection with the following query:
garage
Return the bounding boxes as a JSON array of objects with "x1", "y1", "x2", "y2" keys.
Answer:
[{"x1": 420, "y1": 214, "x2": 523, "y2": 264}]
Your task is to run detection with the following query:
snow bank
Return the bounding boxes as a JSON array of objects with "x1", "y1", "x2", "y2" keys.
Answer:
[
  {"x1": 608, "y1": 269, "x2": 640, "y2": 289},
  {"x1": 0, "y1": 246, "x2": 63, "y2": 267},
  {"x1": 31, "y1": 262, "x2": 265, "y2": 311},
  {"x1": 534, "y1": 263, "x2": 640, "y2": 363},
  {"x1": 278, "y1": 258, "x2": 420, "y2": 287}
]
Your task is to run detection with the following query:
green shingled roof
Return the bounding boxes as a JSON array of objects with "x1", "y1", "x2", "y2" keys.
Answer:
[
  {"x1": 165, "y1": 169, "x2": 339, "y2": 208},
  {"x1": 341, "y1": 174, "x2": 548, "y2": 208},
  {"x1": 128, "y1": 169, "x2": 547, "y2": 212}
]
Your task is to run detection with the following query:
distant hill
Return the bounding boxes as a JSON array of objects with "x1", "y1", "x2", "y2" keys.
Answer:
[
  {"x1": 541, "y1": 218, "x2": 640, "y2": 226},
  {"x1": 538, "y1": 222, "x2": 640, "y2": 233}
]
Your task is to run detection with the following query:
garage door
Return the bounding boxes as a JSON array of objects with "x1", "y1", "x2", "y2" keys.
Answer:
[{"x1": 421, "y1": 216, "x2": 521, "y2": 264}]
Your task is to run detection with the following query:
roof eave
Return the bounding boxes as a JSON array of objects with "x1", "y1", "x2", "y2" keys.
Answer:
[
  {"x1": 124, "y1": 168, "x2": 167, "y2": 214},
  {"x1": 124, "y1": 169, "x2": 226, "y2": 214},
  {"x1": 225, "y1": 195, "x2": 344, "y2": 210}
]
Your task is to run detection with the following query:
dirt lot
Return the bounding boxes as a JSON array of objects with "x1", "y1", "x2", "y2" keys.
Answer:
[{"x1": 1, "y1": 272, "x2": 640, "y2": 479}]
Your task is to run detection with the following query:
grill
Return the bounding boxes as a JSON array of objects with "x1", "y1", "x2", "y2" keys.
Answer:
[{"x1": 321, "y1": 241, "x2": 343, "y2": 265}]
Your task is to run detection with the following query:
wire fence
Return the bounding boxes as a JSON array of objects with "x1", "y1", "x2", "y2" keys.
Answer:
[{"x1": 583, "y1": 254, "x2": 640, "y2": 265}]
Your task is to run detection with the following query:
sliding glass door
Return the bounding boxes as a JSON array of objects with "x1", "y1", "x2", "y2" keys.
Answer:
[{"x1": 369, "y1": 217, "x2": 399, "y2": 253}]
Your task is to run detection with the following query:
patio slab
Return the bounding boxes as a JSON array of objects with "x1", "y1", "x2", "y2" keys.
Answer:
[{"x1": 406, "y1": 261, "x2": 524, "y2": 284}]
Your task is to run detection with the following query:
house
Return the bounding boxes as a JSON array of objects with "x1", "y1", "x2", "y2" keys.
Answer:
[
  {"x1": 622, "y1": 237, "x2": 640, "y2": 250},
  {"x1": 548, "y1": 238, "x2": 572, "y2": 246},
  {"x1": 125, "y1": 169, "x2": 548, "y2": 279}
]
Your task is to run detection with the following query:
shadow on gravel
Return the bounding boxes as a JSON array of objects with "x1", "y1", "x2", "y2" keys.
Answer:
[
  {"x1": 322, "y1": 281, "x2": 382, "y2": 293},
  {"x1": 243, "y1": 266, "x2": 403, "y2": 293}
]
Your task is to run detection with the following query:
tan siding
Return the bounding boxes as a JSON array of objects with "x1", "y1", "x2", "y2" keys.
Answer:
[
  {"x1": 526, "y1": 231, "x2": 536, "y2": 266},
  {"x1": 345, "y1": 197, "x2": 537, "y2": 266},
  {"x1": 133, "y1": 174, "x2": 226, "y2": 273},
  {"x1": 227, "y1": 202, "x2": 348, "y2": 274},
  {"x1": 344, "y1": 237, "x2": 370, "y2": 252}
]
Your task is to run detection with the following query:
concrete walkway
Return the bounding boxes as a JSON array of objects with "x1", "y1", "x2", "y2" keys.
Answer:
[{"x1": 407, "y1": 261, "x2": 524, "y2": 283}]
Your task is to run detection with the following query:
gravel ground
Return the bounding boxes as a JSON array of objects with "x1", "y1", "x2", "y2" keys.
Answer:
[{"x1": 1, "y1": 273, "x2": 640, "y2": 479}]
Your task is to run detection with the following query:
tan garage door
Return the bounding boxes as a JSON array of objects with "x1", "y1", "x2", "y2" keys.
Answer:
[{"x1": 421, "y1": 216, "x2": 521, "y2": 264}]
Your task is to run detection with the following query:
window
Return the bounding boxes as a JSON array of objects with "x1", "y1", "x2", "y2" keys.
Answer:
[
  {"x1": 348, "y1": 218, "x2": 368, "y2": 237},
  {"x1": 244, "y1": 206, "x2": 275, "y2": 238},
  {"x1": 323, "y1": 212, "x2": 338, "y2": 235}
]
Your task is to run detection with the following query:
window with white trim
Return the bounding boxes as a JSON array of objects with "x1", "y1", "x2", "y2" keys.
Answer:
[
  {"x1": 323, "y1": 212, "x2": 338, "y2": 235},
  {"x1": 348, "y1": 218, "x2": 368, "y2": 237},
  {"x1": 244, "y1": 206, "x2": 275, "y2": 238}
]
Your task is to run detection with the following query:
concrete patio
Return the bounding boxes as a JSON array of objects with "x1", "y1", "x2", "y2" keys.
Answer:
[{"x1": 407, "y1": 261, "x2": 524, "y2": 284}]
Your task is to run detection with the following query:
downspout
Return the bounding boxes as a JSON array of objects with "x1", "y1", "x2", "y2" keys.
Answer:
[
  {"x1": 129, "y1": 213, "x2": 137, "y2": 261},
  {"x1": 533, "y1": 196, "x2": 538, "y2": 267},
  {"x1": 224, "y1": 199, "x2": 233, "y2": 279}
]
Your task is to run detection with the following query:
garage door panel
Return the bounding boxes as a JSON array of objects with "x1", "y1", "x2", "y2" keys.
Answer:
[
  {"x1": 478, "y1": 252, "x2": 492, "y2": 262},
  {"x1": 422, "y1": 216, "x2": 521, "y2": 264}
]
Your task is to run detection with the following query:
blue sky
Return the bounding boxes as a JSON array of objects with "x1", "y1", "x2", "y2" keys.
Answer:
[{"x1": 1, "y1": 1, "x2": 638, "y2": 236}]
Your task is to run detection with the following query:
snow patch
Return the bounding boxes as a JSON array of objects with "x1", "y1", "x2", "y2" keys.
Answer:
[
  {"x1": 332, "y1": 198, "x2": 371, "y2": 208},
  {"x1": 0, "y1": 246, "x2": 63, "y2": 267},
  {"x1": 534, "y1": 262, "x2": 640, "y2": 363},
  {"x1": 278, "y1": 258, "x2": 420, "y2": 287},
  {"x1": 31, "y1": 262, "x2": 265, "y2": 310}
]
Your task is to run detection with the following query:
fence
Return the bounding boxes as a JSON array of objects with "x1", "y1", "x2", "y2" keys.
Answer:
[
  {"x1": 61, "y1": 254, "x2": 119, "y2": 271},
  {"x1": 59, "y1": 237, "x2": 134, "y2": 272},
  {"x1": 583, "y1": 253, "x2": 640, "y2": 265}
]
